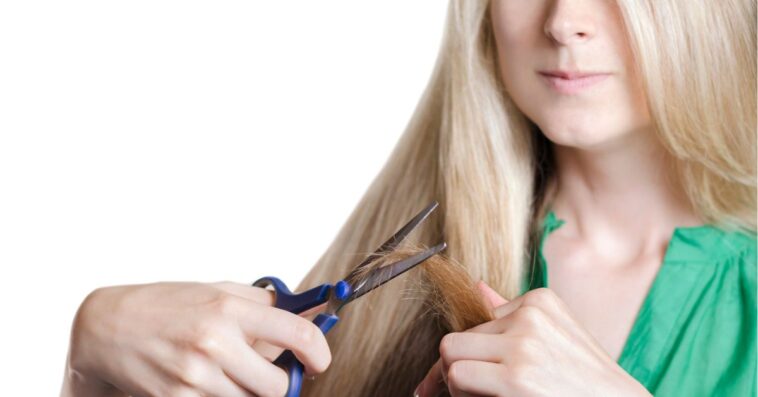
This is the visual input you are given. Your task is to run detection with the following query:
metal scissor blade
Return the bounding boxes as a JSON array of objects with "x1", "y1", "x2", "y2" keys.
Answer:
[
  {"x1": 342, "y1": 201, "x2": 439, "y2": 288},
  {"x1": 349, "y1": 242, "x2": 447, "y2": 301}
]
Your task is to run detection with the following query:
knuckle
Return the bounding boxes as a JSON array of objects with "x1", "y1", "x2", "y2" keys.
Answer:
[
  {"x1": 491, "y1": 316, "x2": 509, "y2": 331},
  {"x1": 212, "y1": 280, "x2": 234, "y2": 289},
  {"x1": 512, "y1": 335, "x2": 539, "y2": 357},
  {"x1": 190, "y1": 326, "x2": 225, "y2": 357},
  {"x1": 250, "y1": 286, "x2": 276, "y2": 304},
  {"x1": 446, "y1": 361, "x2": 467, "y2": 387},
  {"x1": 506, "y1": 362, "x2": 532, "y2": 386},
  {"x1": 438, "y1": 333, "x2": 457, "y2": 359},
  {"x1": 173, "y1": 354, "x2": 208, "y2": 387},
  {"x1": 212, "y1": 293, "x2": 240, "y2": 316},
  {"x1": 516, "y1": 306, "x2": 544, "y2": 326},
  {"x1": 526, "y1": 287, "x2": 556, "y2": 305},
  {"x1": 291, "y1": 318, "x2": 318, "y2": 346}
]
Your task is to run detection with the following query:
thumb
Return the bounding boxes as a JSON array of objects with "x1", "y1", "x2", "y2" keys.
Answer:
[{"x1": 476, "y1": 280, "x2": 508, "y2": 309}]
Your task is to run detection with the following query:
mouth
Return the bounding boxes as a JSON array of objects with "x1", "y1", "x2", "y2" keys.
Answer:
[{"x1": 537, "y1": 70, "x2": 612, "y2": 95}]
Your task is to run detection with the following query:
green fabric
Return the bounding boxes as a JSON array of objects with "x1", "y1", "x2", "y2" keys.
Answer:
[{"x1": 521, "y1": 210, "x2": 757, "y2": 396}]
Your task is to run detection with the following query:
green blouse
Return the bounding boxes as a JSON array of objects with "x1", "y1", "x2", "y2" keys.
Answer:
[{"x1": 521, "y1": 210, "x2": 757, "y2": 396}]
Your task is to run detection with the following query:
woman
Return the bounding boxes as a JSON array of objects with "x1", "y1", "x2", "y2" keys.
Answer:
[{"x1": 62, "y1": 0, "x2": 756, "y2": 396}]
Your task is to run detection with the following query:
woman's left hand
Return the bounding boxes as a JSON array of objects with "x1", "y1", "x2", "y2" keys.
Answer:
[{"x1": 414, "y1": 282, "x2": 652, "y2": 397}]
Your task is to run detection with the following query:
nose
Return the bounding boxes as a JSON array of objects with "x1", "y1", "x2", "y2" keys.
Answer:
[{"x1": 543, "y1": 0, "x2": 596, "y2": 45}]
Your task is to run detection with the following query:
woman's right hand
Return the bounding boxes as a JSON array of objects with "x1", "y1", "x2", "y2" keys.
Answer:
[{"x1": 62, "y1": 281, "x2": 332, "y2": 397}]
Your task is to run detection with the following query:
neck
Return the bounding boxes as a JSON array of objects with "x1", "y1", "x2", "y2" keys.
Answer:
[{"x1": 549, "y1": 127, "x2": 702, "y2": 260}]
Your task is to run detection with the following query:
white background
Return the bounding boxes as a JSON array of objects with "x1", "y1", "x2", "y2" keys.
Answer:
[{"x1": 0, "y1": 1, "x2": 447, "y2": 394}]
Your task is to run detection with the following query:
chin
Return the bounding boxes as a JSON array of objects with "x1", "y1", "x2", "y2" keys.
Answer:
[{"x1": 537, "y1": 121, "x2": 629, "y2": 151}]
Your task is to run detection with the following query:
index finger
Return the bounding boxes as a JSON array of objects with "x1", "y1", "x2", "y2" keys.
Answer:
[
  {"x1": 298, "y1": 302, "x2": 328, "y2": 319},
  {"x1": 461, "y1": 294, "x2": 527, "y2": 334},
  {"x1": 213, "y1": 281, "x2": 276, "y2": 305}
]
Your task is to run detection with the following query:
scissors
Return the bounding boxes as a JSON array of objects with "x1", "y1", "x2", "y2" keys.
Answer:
[{"x1": 252, "y1": 200, "x2": 446, "y2": 397}]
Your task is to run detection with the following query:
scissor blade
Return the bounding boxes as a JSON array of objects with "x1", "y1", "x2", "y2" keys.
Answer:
[
  {"x1": 342, "y1": 201, "x2": 439, "y2": 288},
  {"x1": 350, "y1": 242, "x2": 447, "y2": 301}
]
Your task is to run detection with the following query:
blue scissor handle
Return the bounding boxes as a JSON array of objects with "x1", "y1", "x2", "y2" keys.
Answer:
[
  {"x1": 253, "y1": 276, "x2": 332, "y2": 314},
  {"x1": 252, "y1": 276, "x2": 348, "y2": 397}
]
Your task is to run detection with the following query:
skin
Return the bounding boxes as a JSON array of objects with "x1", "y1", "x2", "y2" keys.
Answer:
[
  {"x1": 62, "y1": 0, "x2": 703, "y2": 396},
  {"x1": 60, "y1": 282, "x2": 331, "y2": 397},
  {"x1": 414, "y1": 0, "x2": 701, "y2": 395}
]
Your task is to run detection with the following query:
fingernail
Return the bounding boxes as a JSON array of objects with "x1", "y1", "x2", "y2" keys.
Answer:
[{"x1": 413, "y1": 384, "x2": 422, "y2": 397}]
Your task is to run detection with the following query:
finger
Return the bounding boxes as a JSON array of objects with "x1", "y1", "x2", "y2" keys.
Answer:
[
  {"x1": 446, "y1": 360, "x2": 510, "y2": 396},
  {"x1": 463, "y1": 297, "x2": 526, "y2": 334},
  {"x1": 492, "y1": 293, "x2": 526, "y2": 319},
  {"x1": 213, "y1": 281, "x2": 276, "y2": 305},
  {"x1": 164, "y1": 351, "x2": 258, "y2": 397},
  {"x1": 237, "y1": 304, "x2": 332, "y2": 375},
  {"x1": 298, "y1": 302, "x2": 328, "y2": 319},
  {"x1": 439, "y1": 332, "x2": 504, "y2": 367},
  {"x1": 450, "y1": 389, "x2": 478, "y2": 397},
  {"x1": 252, "y1": 339, "x2": 285, "y2": 362},
  {"x1": 250, "y1": 340, "x2": 321, "y2": 378},
  {"x1": 198, "y1": 365, "x2": 257, "y2": 397},
  {"x1": 414, "y1": 358, "x2": 445, "y2": 397},
  {"x1": 154, "y1": 333, "x2": 277, "y2": 397},
  {"x1": 470, "y1": 290, "x2": 573, "y2": 339},
  {"x1": 247, "y1": 301, "x2": 328, "y2": 362},
  {"x1": 165, "y1": 386, "x2": 204, "y2": 397},
  {"x1": 217, "y1": 281, "x2": 327, "y2": 319},
  {"x1": 476, "y1": 280, "x2": 509, "y2": 309},
  {"x1": 212, "y1": 333, "x2": 291, "y2": 397},
  {"x1": 460, "y1": 295, "x2": 528, "y2": 336}
]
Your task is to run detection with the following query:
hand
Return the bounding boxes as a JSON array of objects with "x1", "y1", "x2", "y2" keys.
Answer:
[
  {"x1": 62, "y1": 281, "x2": 332, "y2": 397},
  {"x1": 414, "y1": 282, "x2": 652, "y2": 397}
]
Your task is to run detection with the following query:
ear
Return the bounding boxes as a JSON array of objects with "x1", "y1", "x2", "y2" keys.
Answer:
[{"x1": 476, "y1": 280, "x2": 509, "y2": 309}]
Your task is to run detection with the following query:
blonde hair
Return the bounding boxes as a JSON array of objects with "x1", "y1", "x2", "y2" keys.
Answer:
[{"x1": 297, "y1": 0, "x2": 756, "y2": 395}]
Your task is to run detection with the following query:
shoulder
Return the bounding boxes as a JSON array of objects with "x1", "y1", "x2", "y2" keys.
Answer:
[
  {"x1": 731, "y1": 229, "x2": 756, "y2": 289},
  {"x1": 672, "y1": 224, "x2": 756, "y2": 294},
  {"x1": 711, "y1": 226, "x2": 755, "y2": 278},
  {"x1": 680, "y1": 224, "x2": 756, "y2": 264},
  {"x1": 711, "y1": 226, "x2": 756, "y2": 300},
  {"x1": 721, "y1": 227, "x2": 756, "y2": 256},
  {"x1": 715, "y1": 226, "x2": 756, "y2": 271}
]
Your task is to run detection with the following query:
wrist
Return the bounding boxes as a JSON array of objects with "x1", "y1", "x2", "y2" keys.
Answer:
[
  {"x1": 64, "y1": 287, "x2": 125, "y2": 397},
  {"x1": 61, "y1": 359, "x2": 125, "y2": 397}
]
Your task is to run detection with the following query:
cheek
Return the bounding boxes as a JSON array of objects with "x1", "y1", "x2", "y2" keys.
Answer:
[{"x1": 493, "y1": 37, "x2": 538, "y2": 108}]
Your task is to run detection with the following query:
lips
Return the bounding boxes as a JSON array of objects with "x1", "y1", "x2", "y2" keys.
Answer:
[{"x1": 537, "y1": 70, "x2": 611, "y2": 94}]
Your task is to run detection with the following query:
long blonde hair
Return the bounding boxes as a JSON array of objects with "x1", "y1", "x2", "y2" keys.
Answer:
[{"x1": 297, "y1": 1, "x2": 756, "y2": 395}]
